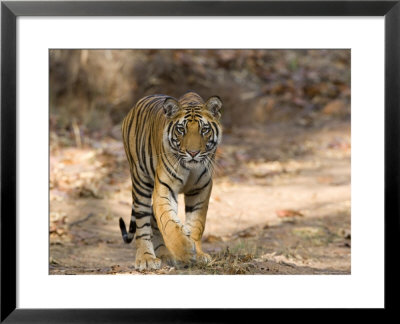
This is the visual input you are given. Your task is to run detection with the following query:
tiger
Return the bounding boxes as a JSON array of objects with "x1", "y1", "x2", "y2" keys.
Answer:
[{"x1": 119, "y1": 91, "x2": 222, "y2": 270}]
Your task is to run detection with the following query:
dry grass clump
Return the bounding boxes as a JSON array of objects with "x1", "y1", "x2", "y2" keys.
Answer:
[{"x1": 184, "y1": 243, "x2": 259, "y2": 275}]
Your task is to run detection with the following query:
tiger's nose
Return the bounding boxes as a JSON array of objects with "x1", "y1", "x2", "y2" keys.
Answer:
[{"x1": 187, "y1": 150, "x2": 200, "y2": 157}]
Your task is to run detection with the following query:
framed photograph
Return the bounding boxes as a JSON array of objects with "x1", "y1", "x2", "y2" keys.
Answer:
[{"x1": 1, "y1": 0, "x2": 398, "y2": 321}]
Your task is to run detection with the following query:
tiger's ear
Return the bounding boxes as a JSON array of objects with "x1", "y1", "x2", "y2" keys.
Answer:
[
  {"x1": 205, "y1": 96, "x2": 222, "y2": 119},
  {"x1": 163, "y1": 97, "x2": 180, "y2": 118}
]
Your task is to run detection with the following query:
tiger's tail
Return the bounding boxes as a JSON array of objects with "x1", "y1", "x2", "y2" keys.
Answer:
[{"x1": 119, "y1": 217, "x2": 136, "y2": 243}]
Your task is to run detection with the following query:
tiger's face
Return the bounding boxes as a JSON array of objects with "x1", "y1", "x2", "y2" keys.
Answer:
[{"x1": 163, "y1": 94, "x2": 222, "y2": 168}]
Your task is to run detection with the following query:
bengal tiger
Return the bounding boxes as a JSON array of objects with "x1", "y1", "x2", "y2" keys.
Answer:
[{"x1": 119, "y1": 91, "x2": 222, "y2": 270}]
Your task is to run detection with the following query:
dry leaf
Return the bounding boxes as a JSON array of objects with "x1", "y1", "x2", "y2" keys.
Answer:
[
  {"x1": 203, "y1": 235, "x2": 223, "y2": 243},
  {"x1": 322, "y1": 99, "x2": 349, "y2": 116},
  {"x1": 276, "y1": 209, "x2": 304, "y2": 218}
]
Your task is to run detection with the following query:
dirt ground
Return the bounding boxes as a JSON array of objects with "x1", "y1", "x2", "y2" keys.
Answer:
[{"x1": 49, "y1": 117, "x2": 351, "y2": 275}]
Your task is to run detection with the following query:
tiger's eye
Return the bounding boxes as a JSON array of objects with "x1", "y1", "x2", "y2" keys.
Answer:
[
  {"x1": 201, "y1": 127, "x2": 210, "y2": 135},
  {"x1": 176, "y1": 125, "x2": 185, "y2": 134}
]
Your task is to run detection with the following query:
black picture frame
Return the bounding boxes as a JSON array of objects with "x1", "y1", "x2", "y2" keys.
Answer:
[{"x1": 1, "y1": 0, "x2": 399, "y2": 322}]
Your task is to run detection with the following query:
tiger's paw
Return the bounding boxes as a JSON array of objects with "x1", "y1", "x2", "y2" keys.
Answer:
[
  {"x1": 165, "y1": 231, "x2": 196, "y2": 263},
  {"x1": 155, "y1": 245, "x2": 176, "y2": 267},
  {"x1": 196, "y1": 251, "x2": 212, "y2": 264},
  {"x1": 135, "y1": 252, "x2": 162, "y2": 271}
]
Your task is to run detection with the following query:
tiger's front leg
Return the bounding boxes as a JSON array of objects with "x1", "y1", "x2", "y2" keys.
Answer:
[
  {"x1": 132, "y1": 193, "x2": 162, "y2": 271},
  {"x1": 184, "y1": 179, "x2": 213, "y2": 263},
  {"x1": 151, "y1": 213, "x2": 175, "y2": 266},
  {"x1": 153, "y1": 173, "x2": 196, "y2": 263}
]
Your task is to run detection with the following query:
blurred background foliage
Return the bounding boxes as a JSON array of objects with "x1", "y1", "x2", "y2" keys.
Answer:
[{"x1": 50, "y1": 49, "x2": 350, "y2": 143}]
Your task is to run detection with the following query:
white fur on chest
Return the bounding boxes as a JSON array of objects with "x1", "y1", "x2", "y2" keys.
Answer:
[{"x1": 178, "y1": 165, "x2": 209, "y2": 194}]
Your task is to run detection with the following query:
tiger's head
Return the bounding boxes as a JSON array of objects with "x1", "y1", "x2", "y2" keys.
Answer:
[{"x1": 162, "y1": 92, "x2": 222, "y2": 169}]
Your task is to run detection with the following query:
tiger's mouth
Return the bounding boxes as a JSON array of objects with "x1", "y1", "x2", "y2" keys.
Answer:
[
  {"x1": 187, "y1": 159, "x2": 200, "y2": 164},
  {"x1": 180, "y1": 156, "x2": 206, "y2": 168}
]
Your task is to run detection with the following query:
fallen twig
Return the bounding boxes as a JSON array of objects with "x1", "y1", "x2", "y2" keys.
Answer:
[{"x1": 69, "y1": 213, "x2": 95, "y2": 227}]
